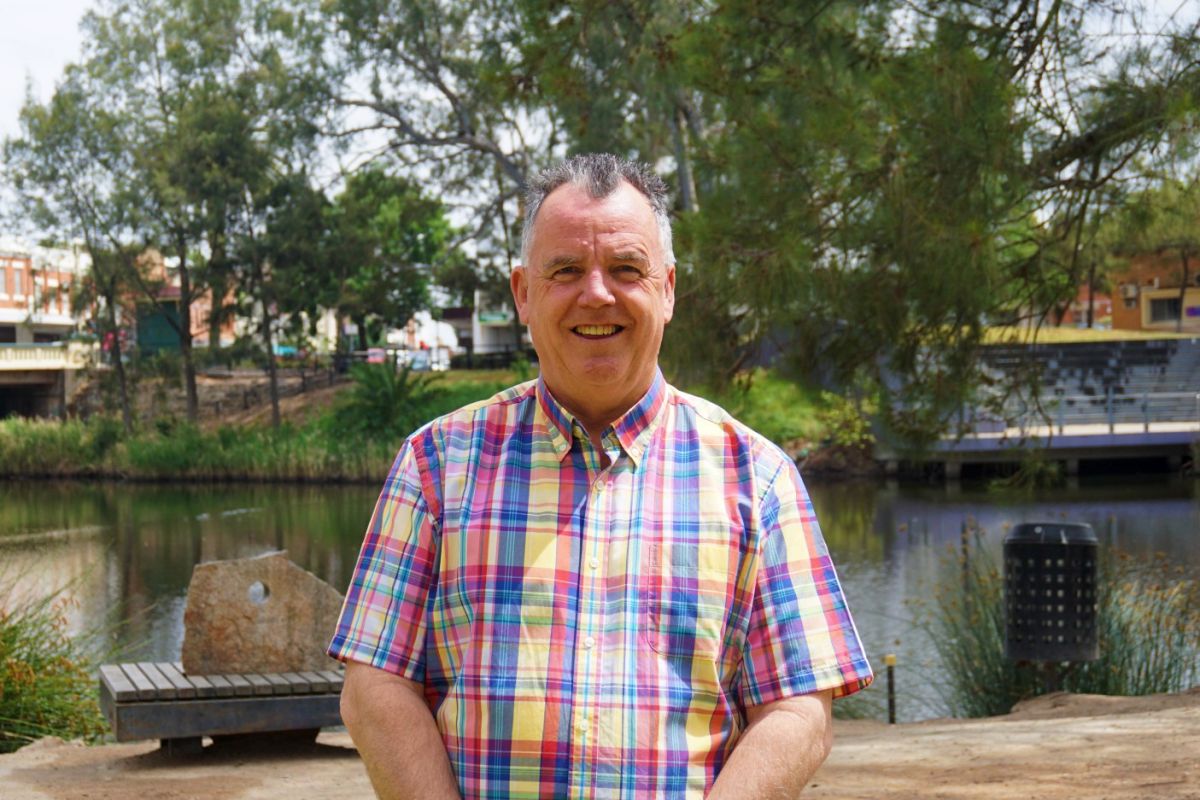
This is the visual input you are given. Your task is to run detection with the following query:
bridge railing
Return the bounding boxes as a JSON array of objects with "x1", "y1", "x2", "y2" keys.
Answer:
[
  {"x1": 0, "y1": 342, "x2": 95, "y2": 371},
  {"x1": 962, "y1": 390, "x2": 1200, "y2": 436}
]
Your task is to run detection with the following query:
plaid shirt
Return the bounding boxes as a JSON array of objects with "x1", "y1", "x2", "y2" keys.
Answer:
[{"x1": 329, "y1": 371, "x2": 872, "y2": 799}]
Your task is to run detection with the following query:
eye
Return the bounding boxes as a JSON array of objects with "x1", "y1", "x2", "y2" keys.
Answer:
[
  {"x1": 551, "y1": 265, "x2": 581, "y2": 279},
  {"x1": 614, "y1": 264, "x2": 643, "y2": 278}
]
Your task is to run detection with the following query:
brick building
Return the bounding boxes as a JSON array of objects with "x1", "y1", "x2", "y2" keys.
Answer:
[{"x1": 1111, "y1": 252, "x2": 1200, "y2": 334}]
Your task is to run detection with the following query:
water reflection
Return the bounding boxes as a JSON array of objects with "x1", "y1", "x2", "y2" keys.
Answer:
[
  {"x1": 0, "y1": 481, "x2": 379, "y2": 661},
  {"x1": 0, "y1": 476, "x2": 1195, "y2": 720}
]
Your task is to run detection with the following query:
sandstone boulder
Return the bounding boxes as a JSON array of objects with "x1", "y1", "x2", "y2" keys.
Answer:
[{"x1": 181, "y1": 551, "x2": 344, "y2": 675}]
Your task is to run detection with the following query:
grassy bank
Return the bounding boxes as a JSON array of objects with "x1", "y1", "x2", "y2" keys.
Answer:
[{"x1": 1, "y1": 367, "x2": 834, "y2": 482}]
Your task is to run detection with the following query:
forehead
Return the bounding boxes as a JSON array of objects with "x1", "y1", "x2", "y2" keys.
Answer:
[{"x1": 530, "y1": 181, "x2": 659, "y2": 256}]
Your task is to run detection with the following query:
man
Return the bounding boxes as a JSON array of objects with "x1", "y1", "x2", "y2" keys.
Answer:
[{"x1": 329, "y1": 153, "x2": 872, "y2": 799}]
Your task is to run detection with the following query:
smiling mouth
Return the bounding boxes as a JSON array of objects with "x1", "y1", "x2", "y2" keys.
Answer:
[{"x1": 572, "y1": 324, "x2": 624, "y2": 339}]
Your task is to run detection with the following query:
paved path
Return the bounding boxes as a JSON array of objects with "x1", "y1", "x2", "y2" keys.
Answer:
[{"x1": 2, "y1": 691, "x2": 1197, "y2": 799}]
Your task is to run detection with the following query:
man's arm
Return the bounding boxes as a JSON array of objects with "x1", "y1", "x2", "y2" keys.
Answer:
[
  {"x1": 706, "y1": 689, "x2": 834, "y2": 800},
  {"x1": 340, "y1": 660, "x2": 462, "y2": 800}
]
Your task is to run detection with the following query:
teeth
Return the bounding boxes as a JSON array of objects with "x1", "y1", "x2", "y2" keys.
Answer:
[{"x1": 575, "y1": 325, "x2": 619, "y2": 336}]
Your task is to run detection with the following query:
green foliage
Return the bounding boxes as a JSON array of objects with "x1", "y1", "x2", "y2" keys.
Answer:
[
  {"x1": 327, "y1": 168, "x2": 460, "y2": 346},
  {"x1": 914, "y1": 543, "x2": 1200, "y2": 718},
  {"x1": 329, "y1": 363, "x2": 443, "y2": 442},
  {"x1": 689, "y1": 370, "x2": 825, "y2": 448},
  {"x1": 988, "y1": 449, "x2": 1065, "y2": 492},
  {"x1": 328, "y1": 363, "x2": 512, "y2": 445},
  {"x1": 0, "y1": 418, "x2": 94, "y2": 477},
  {"x1": 0, "y1": 583, "x2": 107, "y2": 752},
  {"x1": 816, "y1": 392, "x2": 875, "y2": 449}
]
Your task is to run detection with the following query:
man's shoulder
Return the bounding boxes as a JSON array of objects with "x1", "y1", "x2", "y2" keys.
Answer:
[
  {"x1": 413, "y1": 379, "x2": 537, "y2": 442},
  {"x1": 666, "y1": 384, "x2": 794, "y2": 470}
]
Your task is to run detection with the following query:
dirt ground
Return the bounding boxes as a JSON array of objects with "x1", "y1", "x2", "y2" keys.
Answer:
[{"x1": 1, "y1": 689, "x2": 1197, "y2": 799}]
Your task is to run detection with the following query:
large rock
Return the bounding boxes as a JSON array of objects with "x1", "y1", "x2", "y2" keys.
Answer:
[{"x1": 181, "y1": 551, "x2": 344, "y2": 675}]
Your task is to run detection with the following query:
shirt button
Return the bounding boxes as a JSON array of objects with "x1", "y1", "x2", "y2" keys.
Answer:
[
  {"x1": 583, "y1": 635, "x2": 596, "y2": 649},
  {"x1": 589, "y1": 557, "x2": 599, "y2": 570}
]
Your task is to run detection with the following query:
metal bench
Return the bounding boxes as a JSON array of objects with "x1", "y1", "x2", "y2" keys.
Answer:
[{"x1": 99, "y1": 661, "x2": 344, "y2": 754}]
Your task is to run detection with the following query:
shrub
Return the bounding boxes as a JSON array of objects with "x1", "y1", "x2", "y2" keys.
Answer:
[
  {"x1": 0, "y1": 418, "x2": 92, "y2": 476},
  {"x1": 913, "y1": 537, "x2": 1200, "y2": 718},
  {"x1": 0, "y1": 583, "x2": 107, "y2": 752}
]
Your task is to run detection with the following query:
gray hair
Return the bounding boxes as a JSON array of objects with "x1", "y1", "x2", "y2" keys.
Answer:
[{"x1": 520, "y1": 153, "x2": 675, "y2": 266}]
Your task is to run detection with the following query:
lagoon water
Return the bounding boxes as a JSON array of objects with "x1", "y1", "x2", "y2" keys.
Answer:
[{"x1": 1, "y1": 476, "x2": 1196, "y2": 720}]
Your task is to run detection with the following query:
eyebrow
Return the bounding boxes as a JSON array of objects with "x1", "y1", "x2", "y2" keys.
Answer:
[
  {"x1": 611, "y1": 252, "x2": 649, "y2": 265},
  {"x1": 539, "y1": 254, "x2": 582, "y2": 273}
]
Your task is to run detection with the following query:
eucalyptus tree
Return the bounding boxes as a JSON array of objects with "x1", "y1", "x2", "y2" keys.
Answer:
[
  {"x1": 326, "y1": 167, "x2": 460, "y2": 350},
  {"x1": 664, "y1": 0, "x2": 1200, "y2": 446},
  {"x1": 76, "y1": 0, "x2": 326, "y2": 421},
  {"x1": 4, "y1": 68, "x2": 144, "y2": 432},
  {"x1": 315, "y1": 0, "x2": 1200, "y2": 446}
]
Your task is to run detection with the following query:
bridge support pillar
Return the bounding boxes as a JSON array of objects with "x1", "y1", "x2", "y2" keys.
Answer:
[
  {"x1": 1064, "y1": 458, "x2": 1080, "y2": 477},
  {"x1": 944, "y1": 460, "x2": 962, "y2": 481}
]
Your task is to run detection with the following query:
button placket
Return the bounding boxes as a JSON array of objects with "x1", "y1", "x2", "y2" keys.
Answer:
[{"x1": 570, "y1": 467, "x2": 607, "y2": 774}]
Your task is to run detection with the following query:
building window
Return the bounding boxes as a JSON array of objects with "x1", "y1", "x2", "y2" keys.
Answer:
[
  {"x1": 0, "y1": 269, "x2": 6, "y2": 295},
  {"x1": 0, "y1": 326, "x2": 15, "y2": 344},
  {"x1": 1150, "y1": 297, "x2": 1181, "y2": 323}
]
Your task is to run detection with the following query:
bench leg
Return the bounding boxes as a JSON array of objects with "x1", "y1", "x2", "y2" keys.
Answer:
[
  {"x1": 211, "y1": 728, "x2": 321, "y2": 749},
  {"x1": 160, "y1": 736, "x2": 204, "y2": 756}
]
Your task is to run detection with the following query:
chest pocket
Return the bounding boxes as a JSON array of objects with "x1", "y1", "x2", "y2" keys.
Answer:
[{"x1": 644, "y1": 539, "x2": 733, "y2": 660}]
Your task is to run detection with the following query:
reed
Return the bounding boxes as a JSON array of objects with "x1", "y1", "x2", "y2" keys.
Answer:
[
  {"x1": 0, "y1": 581, "x2": 107, "y2": 752},
  {"x1": 914, "y1": 539, "x2": 1200, "y2": 718}
]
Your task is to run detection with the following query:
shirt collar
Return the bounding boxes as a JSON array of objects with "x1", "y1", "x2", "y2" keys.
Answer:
[{"x1": 535, "y1": 369, "x2": 668, "y2": 467}]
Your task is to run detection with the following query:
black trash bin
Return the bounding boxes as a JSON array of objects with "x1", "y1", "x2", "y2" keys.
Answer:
[{"x1": 1004, "y1": 522, "x2": 1099, "y2": 662}]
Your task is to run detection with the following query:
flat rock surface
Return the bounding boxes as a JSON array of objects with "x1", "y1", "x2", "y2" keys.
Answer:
[
  {"x1": 2, "y1": 690, "x2": 1198, "y2": 799},
  {"x1": 181, "y1": 551, "x2": 344, "y2": 674}
]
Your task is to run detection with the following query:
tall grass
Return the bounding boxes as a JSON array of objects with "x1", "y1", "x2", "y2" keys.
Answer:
[
  {"x1": 0, "y1": 581, "x2": 107, "y2": 752},
  {"x1": 0, "y1": 368, "x2": 515, "y2": 483},
  {"x1": 913, "y1": 539, "x2": 1200, "y2": 718}
]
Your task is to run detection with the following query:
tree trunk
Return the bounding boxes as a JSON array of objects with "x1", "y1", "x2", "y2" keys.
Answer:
[
  {"x1": 175, "y1": 234, "x2": 199, "y2": 422},
  {"x1": 259, "y1": 276, "x2": 282, "y2": 430},
  {"x1": 1177, "y1": 250, "x2": 1190, "y2": 334},
  {"x1": 103, "y1": 282, "x2": 133, "y2": 434},
  {"x1": 1086, "y1": 258, "x2": 1096, "y2": 328},
  {"x1": 670, "y1": 102, "x2": 699, "y2": 214}
]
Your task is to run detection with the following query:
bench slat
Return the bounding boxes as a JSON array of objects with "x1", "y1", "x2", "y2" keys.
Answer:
[
  {"x1": 263, "y1": 673, "x2": 292, "y2": 694},
  {"x1": 182, "y1": 671, "x2": 217, "y2": 699},
  {"x1": 119, "y1": 664, "x2": 159, "y2": 701},
  {"x1": 156, "y1": 662, "x2": 197, "y2": 699},
  {"x1": 224, "y1": 674, "x2": 255, "y2": 697},
  {"x1": 279, "y1": 672, "x2": 315, "y2": 694},
  {"x1": 99, "y1": 664, "x2": 139, "y2": 703},
  {"x1": 245, "y1": 673, "x2": 274, "y2": 696},
  {"x1": 318, "y1": 669, "x2": 345, "y2": 692},
  {"x1": 136, "y1": 662, "x2": 177, "y2": 700},
  {"x1": 205, "y1": 674, "x2": 236, "y2": 698},
  {"x1": 298, "y1": 670, "x2": 330, "y2": 693}
]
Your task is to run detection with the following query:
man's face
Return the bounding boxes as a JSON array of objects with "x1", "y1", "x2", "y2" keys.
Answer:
[{"x1": 511, "y1": 180, "x2": 675, "y2": 425}]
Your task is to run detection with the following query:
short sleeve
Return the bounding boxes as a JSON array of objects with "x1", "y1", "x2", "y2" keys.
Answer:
[
  {"x1": 327, "y1": 439, "x2": 441, "y2": 681},
  {"x1": 736, "y1": 461, "x2": 873, "y2": 708}
]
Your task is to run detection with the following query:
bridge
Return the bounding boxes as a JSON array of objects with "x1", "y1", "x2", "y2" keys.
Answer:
[
  {"x1": 881, "y1": 338, "x2": 1200, "y2": 477},
  {"x1": 0, "y1": 342, "x2": 95, "y2": 418}
]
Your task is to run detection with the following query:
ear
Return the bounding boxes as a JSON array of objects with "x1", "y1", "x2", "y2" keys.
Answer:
[
  {"x1": 511, "y1": 266, "x2": 531, "y2": 324},
  {"x1": 662, "y1": 263, "x2": 676, "y2": 324}
]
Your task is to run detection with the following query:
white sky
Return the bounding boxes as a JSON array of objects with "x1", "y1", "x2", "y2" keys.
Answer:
[{"x1": 0, "y1": 1, "x2": 93, "y2": 142}]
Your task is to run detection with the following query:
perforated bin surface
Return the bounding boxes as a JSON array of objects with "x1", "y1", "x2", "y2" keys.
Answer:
[{"x1": 1004, "y1": 522, "x2": 1099, "y2": 662}]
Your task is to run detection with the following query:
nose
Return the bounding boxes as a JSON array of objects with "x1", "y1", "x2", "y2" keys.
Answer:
[{"x1": 577, "y1": 267, "x2": 616, "y2": 308}]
